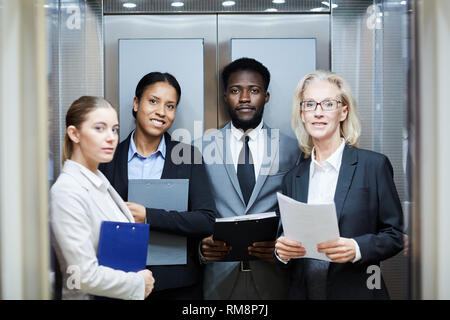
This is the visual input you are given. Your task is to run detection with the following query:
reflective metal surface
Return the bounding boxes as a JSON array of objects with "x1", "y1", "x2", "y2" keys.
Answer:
[
  {"x1": 43, "y1": 0, "x2": 415, "y2": 299},
  {"x1": 217, "y1": 14, "x2": 330, "y2": 130},
  {"x1": 103, "y1": 0, "x2": 330, "y2": 14},
  {"x1": 332, "y1": 0, "x2": 411, "y2": 299},
  {"x1": 104, "y1": 15, "x2": 217, "y2": 136},
  {"x1": 46, "y1": 0, "x2": 104, "y2": 299}
]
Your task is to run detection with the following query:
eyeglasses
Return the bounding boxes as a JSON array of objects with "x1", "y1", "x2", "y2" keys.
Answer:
[{"x1": 300, "y1": 99, "x2": 342, "y2": 112}]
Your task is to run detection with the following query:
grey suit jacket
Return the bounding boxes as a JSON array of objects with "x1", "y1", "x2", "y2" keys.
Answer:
[{"x1": 195, "y1": 122, "x2": 301, "y2": 299}]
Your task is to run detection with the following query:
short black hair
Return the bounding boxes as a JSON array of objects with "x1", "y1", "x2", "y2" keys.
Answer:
[
  {"x1": 221, "y1": 57, "x2": 270, "y2": 91},
  {"x1": 133, "y1": 72, "x2": 181, "y2": 119}
]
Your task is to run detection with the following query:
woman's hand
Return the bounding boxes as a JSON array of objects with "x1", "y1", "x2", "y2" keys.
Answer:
[
  {"x1": 138, "y1": 269, "x2": 155, "y2": 298},
  {"x1": 275, "y1": 236, "x2": 306, "y2": 261},
  {"x1": 126, "y1": 202, "x2": 146, "y2": 223},
  {"x1": 317, "y1": 237, "x2": 356, "y2": 263}
]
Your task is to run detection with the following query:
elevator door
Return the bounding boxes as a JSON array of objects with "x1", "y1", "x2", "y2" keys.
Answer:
[{"x1": 104, "y1": 14, "x2": 330, "y2": 141}]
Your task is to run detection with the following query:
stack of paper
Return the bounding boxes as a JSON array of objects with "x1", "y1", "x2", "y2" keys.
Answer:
[{"x1": 277, "y1": 192, "x2": 340, "y2": 261}]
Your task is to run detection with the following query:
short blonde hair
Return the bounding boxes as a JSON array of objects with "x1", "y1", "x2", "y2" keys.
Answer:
[{"x1": 291, "y1": 70, "x2": 361, "y2": 158}]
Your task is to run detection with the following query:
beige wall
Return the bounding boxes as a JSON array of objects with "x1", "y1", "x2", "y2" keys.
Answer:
[
  {"x1": 417, "y1": 0, "x2": 450, "y2": 300},
  {"x1": 0, "y1": 0, "x2": 49, "y2": 299}
]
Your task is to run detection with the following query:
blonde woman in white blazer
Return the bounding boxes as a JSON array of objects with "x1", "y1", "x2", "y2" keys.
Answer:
[{"x1": 50, "y1": 96, "x2": 154, "y2": 300}]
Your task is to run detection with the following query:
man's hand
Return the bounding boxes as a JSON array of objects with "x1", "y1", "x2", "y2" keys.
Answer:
[
  {"x1": 200, "y1": 235, "x2": 231, "y2": 262},
  {"x1": 317, "y1": 237, "x2": 356, "y2": 263},
  {"x1": 126, "y1": 202, "x2": 146, "y2": 223},
  {"x1": 248, "y1": 241, "x2": 276, "y2": 262}
]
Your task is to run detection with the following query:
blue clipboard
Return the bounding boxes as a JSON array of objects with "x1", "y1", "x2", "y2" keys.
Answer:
[{"x1": 97, "y1": 221, "x2": 149, "y2": 272}]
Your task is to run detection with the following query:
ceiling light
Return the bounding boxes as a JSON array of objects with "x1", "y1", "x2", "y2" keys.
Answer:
[
  {"x1": 321, "y1": 1, "x2": 338, "y2": 8},
  {"x1": 171, "y1": 2, "x2": 184, "y2": 7},
  {"x1": 272, "y1": 0, "x2": 285, "y2": 3},
  {"x1": 123, "y1": 2, "x2": 136, "y2": 8},
  {"x1": 222, "y1": 1, "x2": 236, "y2": 7},
  {"x1": 265, "y1": 8, "x2": 278, "y2": 12},
  {"x1": 310, "y1": 7, "x2": 326, "y2": 12}
]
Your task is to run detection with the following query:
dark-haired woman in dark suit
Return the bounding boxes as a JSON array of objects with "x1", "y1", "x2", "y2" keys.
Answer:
[
  {"x1": 274, "y1": 70, "x2": 403, "y2": 300},
  {"x1": 100, "y1": 72, "x2": 217, "y2": 299}
]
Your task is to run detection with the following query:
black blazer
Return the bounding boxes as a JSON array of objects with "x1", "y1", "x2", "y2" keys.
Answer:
[
  {"x1": 99, "y1": 132, "x2": 217, "y2": 292},
  {"x1": 281, "y1": 144, "x2": 403, "y2": 300}
]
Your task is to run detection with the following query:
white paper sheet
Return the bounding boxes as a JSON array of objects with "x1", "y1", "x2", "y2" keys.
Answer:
[
  {"x1": 277, "y1": 192, "x2": 340, "y2": 261},
  {"x1": 215, "y1": 212, "x2": 276, "y2": 223}
]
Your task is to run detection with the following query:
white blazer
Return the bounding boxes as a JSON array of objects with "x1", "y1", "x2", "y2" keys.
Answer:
[{"x1": 50, "y1": 160, "x2": 145, "y2": 300}]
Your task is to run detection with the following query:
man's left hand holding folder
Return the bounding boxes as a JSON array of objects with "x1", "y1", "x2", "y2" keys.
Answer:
[{"x1": 200, "y1": 236, "x2": 276, "y2": 263}]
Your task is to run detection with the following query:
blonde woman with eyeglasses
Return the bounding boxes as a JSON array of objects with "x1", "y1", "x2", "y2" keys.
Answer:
[{"x1": 274, "y1": 70, "x2": 403, "y2": 300}]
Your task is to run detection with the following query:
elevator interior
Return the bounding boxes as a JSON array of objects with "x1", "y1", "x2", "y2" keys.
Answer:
[{"x1": 46, "y1": 0, "x2": 412, "y2": 299}]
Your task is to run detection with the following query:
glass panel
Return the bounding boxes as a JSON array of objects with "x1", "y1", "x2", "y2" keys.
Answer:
[{"x1": 332, "y1": 0, "x2": 411, "y2": 299}]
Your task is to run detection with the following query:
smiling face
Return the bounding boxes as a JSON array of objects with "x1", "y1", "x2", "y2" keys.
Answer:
[
  {"x1": 224, "y1": 70, "x2": 269, "y2": 131},
  {"x1": 300, "y1": 81, "x2": 348, "y2": 145},
  {"x1": 68, "y1": 106, "x2": 119, "y2": 170},
  {"x1": 133, "y1": 81, "x2": 178, "y2": 139}
]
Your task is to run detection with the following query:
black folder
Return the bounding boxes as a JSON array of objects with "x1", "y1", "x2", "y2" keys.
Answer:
[{"x1": 212, "y1": 212, "x2": 279, "y2": 261}]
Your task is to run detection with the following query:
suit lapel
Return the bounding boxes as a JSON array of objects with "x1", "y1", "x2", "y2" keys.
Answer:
[
  {"x1": 216, "y1": 124, "x2": 245, "y2": 204},
  {"x1": 108, "y1": 185, "x2": 134, "y2": 222},
  {"x1": 294, "y1": 156, "x2": 310, "y2": 203},
  {"x1": 246, "y1": 126, "x2": 279, "y2": 212},
  {"x1": 115, "y1": 133, "x2": 131, "y2": 200},
  {"x1": 161, "y1": 132, "x2": 179, "y2": 179},
  {"x1": 334, "y1": 145, "x2": 358, "y2": 221}
]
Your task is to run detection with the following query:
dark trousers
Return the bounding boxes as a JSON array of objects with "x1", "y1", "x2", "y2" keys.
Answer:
[{"x1": 146, "y1": 281, "x2": 203, "y2": 300}]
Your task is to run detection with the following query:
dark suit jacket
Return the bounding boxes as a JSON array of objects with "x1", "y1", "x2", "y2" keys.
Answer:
[
  {"x1": 99, "y1": 132, "x2": 217, "y2": 292},
  {"x1": 281, "y1": 144, "x2": 404, "y2": 300}
]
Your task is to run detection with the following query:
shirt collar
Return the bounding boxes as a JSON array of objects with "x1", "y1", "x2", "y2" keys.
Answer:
[
  {"x1": 311, "y1": 139, "x2": 346, "y2": 176},
  {"x1": 66, "y1": 159, "x2": 109, "y2": 192},
  {"x1": 128, "y1": 130, "x2": 166, "y2": 162},
  {"x1": 230, "y1": 120, "x2": 264, "y2": 142}
]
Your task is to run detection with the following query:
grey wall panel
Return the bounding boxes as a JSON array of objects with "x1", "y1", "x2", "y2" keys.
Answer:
[
  {"x1": 231, "y1": 38, "x2": 317, "y2": 137},
  {"x1": 118, "y1": 38, "x2": 204, "y2": 142},
  {"x1": 218, "y1": 14, "x2": 330, "y2": 130},
  {"x1": 104, "y1": 15, "x2": 217, "y2": 139}
]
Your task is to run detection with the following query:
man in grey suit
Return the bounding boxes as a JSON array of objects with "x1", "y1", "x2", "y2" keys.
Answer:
[{"x1": 196, "y1": 58, "x2": 301, "y2": 299}]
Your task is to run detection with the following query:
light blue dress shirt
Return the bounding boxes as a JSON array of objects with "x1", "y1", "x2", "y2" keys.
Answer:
[{"x1": 128, "y1": 130, "x2": 166, "y2": 179}]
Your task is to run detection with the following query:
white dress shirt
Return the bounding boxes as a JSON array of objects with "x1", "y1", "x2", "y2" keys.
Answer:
[
  {"x1": 230, "y1": 121, "x2": 264, "y2": 177},
  {"x1": 309, "y1": 140, "x2": 361, "y2": 262}
]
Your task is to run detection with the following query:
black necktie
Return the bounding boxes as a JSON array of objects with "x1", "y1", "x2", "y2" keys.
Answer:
[{"x1": 237, "y1": 135, "x2": 255, "y2": 205}]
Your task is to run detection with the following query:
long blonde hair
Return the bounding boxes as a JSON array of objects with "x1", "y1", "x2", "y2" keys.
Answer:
[
  {"x1": 291, "y1": 70, "x2": 361, "y2": 158},
  {"x1": 62, "y1": 96, "x2": 114, "y2": 164}
]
